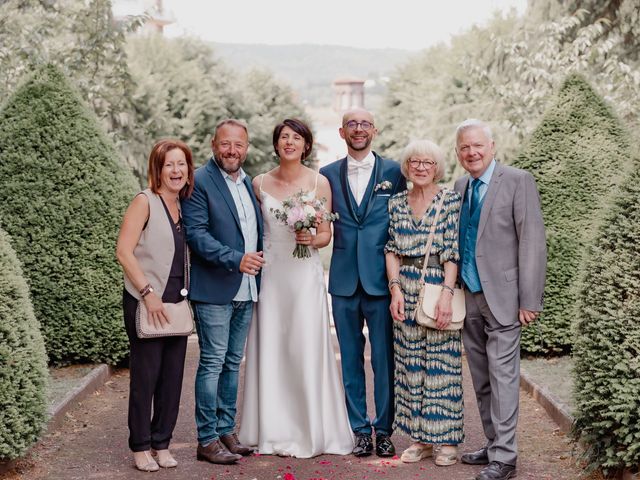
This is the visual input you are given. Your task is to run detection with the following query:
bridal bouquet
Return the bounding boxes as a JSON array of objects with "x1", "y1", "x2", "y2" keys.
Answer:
[{"x1": 270, "y1": 190, "x2": 339, "y2": 258}]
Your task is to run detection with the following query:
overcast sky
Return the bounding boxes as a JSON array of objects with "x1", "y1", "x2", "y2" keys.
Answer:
[{"x1": 161, "y1": 0, "x2": 527, "y2": 51}]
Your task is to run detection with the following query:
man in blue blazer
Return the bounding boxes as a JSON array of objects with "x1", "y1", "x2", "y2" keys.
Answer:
[
  {"x1": 320, "y1": 108, "x2": 405, "y2": 457},
  {"x1": 182, "y1": 119, "x2": 264, "y2": 465}
]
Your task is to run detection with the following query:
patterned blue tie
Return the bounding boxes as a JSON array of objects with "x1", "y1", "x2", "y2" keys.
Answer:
[{"x1": 470, "y1": 178, "x2": 482, "y2": 216}]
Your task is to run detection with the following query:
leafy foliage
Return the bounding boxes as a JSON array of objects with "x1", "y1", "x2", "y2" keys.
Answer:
[
  {"x1": 0, "y1": 64, "x2": 138, "y2": 365},
  {"x1": 377, "y1": 12, "x2": 521, "y2": 171},
  {"x1": 379, "y1": 1, "x2": 640, "y2": 173},
  {"x1": 572, "y1": 152, "x2": 640, "y2": 475},
  {"x1": 126, "y1": 35, "x2": 309, "y2": 176},
  {"x1": 126, "y1": 35, "x2": 235, "y2": 168},
  {"x1": 0, "y1": 0, "x2": 147, "y2": 177},
  {"x1": 463, "y1": 1, "x2": 640, "y2": 156},
  {"x1": 2, "y1": 3, "x2": 312, "y2": 182},
  {"x1": 513, "y1": 74, "x2": 631, "y2": 354},
  {"x1": 234, "y1": 69, "x2": 311, "y2": 174},
  {"x1": 0, "y1": 228, "x2": 48, "y2": 460}
]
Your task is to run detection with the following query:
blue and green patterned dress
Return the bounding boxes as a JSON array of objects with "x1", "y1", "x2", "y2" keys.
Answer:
[{"x1": 385, "y1": 188, "x2": 464, "y2": 445}]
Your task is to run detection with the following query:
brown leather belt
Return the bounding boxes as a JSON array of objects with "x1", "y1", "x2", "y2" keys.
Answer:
[{"x1": 400, "y1": 254, "x2": 440, "y2": 269}]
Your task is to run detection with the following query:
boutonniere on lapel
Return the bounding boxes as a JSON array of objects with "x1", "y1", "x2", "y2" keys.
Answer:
[{"x1": 374, "y1": 180, "x2": 393, "y2": 192}]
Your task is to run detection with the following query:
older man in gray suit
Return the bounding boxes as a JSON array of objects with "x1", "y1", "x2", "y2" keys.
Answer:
[{"x1": 454, "y1": 119, "x2": 546, "y2": 480}]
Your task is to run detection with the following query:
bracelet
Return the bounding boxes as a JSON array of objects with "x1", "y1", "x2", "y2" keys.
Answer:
[
  {"x1": 139, "y1": 283, "x2": 153, "y2": 298},
  {"x1": 388, "y1": 278, "x2": 402, "y2": 292},
  {"x1": 441, "y1": 284, "x2": 454, "y2": 295}
]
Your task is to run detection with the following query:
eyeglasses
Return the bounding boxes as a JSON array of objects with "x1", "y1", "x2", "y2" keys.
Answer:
[
  {"x1": 343, "y1": 120, "x2": 374, "y2": 131},
  {"x1": 408, "y1": 159, "x2": 436, "y2": 169}
]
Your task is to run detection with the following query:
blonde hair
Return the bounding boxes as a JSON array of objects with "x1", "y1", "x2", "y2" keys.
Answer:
[{"x1": 399, "y1": 139, "x2": 446, "y2": 182}]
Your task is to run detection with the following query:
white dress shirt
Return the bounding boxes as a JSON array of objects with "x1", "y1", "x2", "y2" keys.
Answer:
[{"x1": 347, "y1": 151, "x2": 375, "y2": 206}]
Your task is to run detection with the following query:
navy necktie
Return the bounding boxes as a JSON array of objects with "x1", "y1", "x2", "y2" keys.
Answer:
[{"x1": 470, "y1": 178, "x2": 482, "y2": 215}]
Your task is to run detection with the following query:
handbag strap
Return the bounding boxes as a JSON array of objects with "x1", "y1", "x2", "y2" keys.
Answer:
[
  {"x1": 183, "y1": 236, "x2": 190, "y2": 294},
  {"x1": 418, "y1": 190, "x2": 446, "y2": 282}
]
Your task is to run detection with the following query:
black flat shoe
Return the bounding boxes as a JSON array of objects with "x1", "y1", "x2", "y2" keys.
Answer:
[
  {"x1": 352, "y1": 433, "x2": 373, "y2": 457},
  {"x1": 375, "y1": 434, "x2": 396, "y2": 457},
  {"x1": 461, "y1": 446, "x2": 489, "y2": 465},
  {"x1": 476, "y1": 461, "x2": 516, "y2": 480}
]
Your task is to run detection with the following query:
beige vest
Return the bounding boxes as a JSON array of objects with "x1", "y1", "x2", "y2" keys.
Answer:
[{"x1": 124, "y1": 189, "x2": 176, "y2": 300}]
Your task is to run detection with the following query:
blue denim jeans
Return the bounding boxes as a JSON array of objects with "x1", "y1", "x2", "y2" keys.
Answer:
[{"x1": 193, "y1": 300, "x2": 254, "y2": 446}]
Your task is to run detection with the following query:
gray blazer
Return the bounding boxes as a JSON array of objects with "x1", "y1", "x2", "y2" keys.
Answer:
[{"x1": 454, "y1": 162, "x2": 547, "y2": 325}]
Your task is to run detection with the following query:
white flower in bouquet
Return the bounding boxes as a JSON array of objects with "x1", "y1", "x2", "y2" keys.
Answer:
[{"x1": 271, "y1": 190, "x2": 339, "y2": 258}]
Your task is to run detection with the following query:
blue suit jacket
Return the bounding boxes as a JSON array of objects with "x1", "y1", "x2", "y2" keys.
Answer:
[
  {"x1": 321, "y1": 153, "x2": 405, "y2": 296},
  {"x1": 182, "y1": 159, "x2": 263, "y2": 304}
]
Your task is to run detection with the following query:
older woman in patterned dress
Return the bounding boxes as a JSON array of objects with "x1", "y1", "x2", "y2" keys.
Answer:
[{"x1": 385, "y1": 139, "x2": 463, "y2": 466}]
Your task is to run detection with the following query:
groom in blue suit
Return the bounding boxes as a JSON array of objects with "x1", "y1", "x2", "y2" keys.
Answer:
[{"x1": 320, "y1": 108, "x2": 405, "y2": 457}]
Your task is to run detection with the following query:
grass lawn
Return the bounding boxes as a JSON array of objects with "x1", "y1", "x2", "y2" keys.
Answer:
[{"x1": 521, "y1": 355, "x2": 574, "y2": 414}]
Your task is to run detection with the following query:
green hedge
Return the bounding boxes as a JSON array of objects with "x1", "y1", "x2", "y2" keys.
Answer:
[
  {"x1": 572, "y1": 153, "x2": 640, "y2": 475},
  {"x1": 512, "y1": 74, "x2": 631, "y2": 353},
  {"x1": 0, "y1": 228, "x2": 48, "y2": 460},
  {"x1": 0, "y1": 64, "x2": 138, "y2": 365}
]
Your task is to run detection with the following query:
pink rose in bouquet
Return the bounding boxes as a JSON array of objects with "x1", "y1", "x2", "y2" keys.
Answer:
[{"x1": 270, "y1": 190, "x2": 339, "y2": 258}]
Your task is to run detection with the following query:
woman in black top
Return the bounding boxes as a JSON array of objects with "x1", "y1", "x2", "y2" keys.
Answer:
[{"x1": 116, "y1": 139, "x2": 194, "y2": 472}]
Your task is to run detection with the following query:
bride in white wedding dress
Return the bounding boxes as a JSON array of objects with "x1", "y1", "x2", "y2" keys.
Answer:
[{"x1": 238, "y1": 119, "x2": 353, "y2": 458}]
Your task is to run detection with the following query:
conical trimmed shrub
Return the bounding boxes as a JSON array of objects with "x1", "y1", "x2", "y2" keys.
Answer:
[
  {"x1": 0, "y1": 228, "x2": 48, "y2": 460},
  {"x1": 0, "y1": 64, "x2": 138, "y2": 364},
  {"x1": 512, "y1": 74, "x2": 631, "y2": 353},
  {"x1": 572, "y1": 154, "x2": 640, "y2": 475}
]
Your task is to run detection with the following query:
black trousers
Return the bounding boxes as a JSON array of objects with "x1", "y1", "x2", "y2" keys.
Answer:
[{"x1": 123, "y1": 290, "x2": 188, "y2": 452}]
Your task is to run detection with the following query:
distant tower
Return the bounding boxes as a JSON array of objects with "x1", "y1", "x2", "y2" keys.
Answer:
[
  {"x1": 333, "y1": 77, "x2": 365, "y2": 112},
  {"x1": 112, "y1": 0, "x2": 174, "y2": 34}
]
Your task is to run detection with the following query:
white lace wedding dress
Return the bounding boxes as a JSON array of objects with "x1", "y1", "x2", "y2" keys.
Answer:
[{"x1": 238, "y1": 186, "x2": 353, "y2": 458}]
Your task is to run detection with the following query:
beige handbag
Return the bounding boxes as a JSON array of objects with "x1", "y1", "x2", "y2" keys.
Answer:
[
  {"x1": 136, "y1": 242, "x2": 193, "y2": 338},
  {"x1": 136, "y1": 299, "x2": 193, "y2": 338},
  {"x1": 414, "y1": 194, "x2": 466, "y2": 330}
]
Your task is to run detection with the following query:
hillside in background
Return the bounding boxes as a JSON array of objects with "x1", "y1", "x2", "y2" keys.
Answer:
[{"x1": 211, "y1": 43, "x2": 415, "y2": 108}]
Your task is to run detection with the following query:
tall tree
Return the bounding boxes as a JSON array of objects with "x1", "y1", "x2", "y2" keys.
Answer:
[
  {"x1": 379, "y1": 1, "x2": 640, "y2": 172},
  {"x1": 377, "y1": 12, "x2": 520, "y2": 171},
  {"x1": 0, "y1": 0, "x2": 147, "y2": 176},
  {"x1": 512, "y1": 74, "x2": 631, "y2": 353},
  {"x1": 0, "y1": 228, "x2": 48, "y2": 460},
  {"x1": 0, "y1": 64, "x2": 138, "y2": 365},
  {"x1": 126, "y1": 36, "x2": 310, "y2": 176},
  {"x1": 126, "y1": 35, "x2": 235, "y2": 168},
  {"x1": 572, "y1": 151, "x2": 640, "y2": 476},
  {"x1": 464, "y1": 0, "x2": 640, "y2": 150},
  {"x1": 234, "y1": 68, "x2": 310, "y2": 174}
]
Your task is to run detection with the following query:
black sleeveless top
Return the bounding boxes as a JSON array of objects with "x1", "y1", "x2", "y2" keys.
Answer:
[{"x1": 159, "y1": 197, "x2": 185, "y2": 304}]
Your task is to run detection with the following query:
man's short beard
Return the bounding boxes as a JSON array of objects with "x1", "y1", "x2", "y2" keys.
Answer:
[{"x1": 214, "y1": 155, "x2": 242, "y2": 175}]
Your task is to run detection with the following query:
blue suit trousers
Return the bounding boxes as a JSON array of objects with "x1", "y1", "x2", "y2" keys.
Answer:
[{"x1": 332, "y1": 284, "x2": 394, "y2": 436}]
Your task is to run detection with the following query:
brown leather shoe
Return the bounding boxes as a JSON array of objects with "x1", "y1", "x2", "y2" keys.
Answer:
[
  {"x1": 196, "y1": 440, "x2": 241, "y2": 464},
  {"x1": 220, "y1": 433, "x2": 254, "y2": 456}
]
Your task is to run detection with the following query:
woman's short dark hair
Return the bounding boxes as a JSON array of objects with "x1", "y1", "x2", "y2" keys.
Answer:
[
  {"x1": 147, "y1": 139, "x2": 195, "y2": 199},
  {"x1": 272, "y1": 118, "x2": 313, "y2": 160}
]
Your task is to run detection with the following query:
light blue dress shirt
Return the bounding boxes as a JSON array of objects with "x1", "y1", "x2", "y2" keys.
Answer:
[
  {"x1": 468, "y1": 158, "x2": 497, "y2": 203},
  {"x1": 217, "y1": 164, "x2": 258, "y2": 302}
]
